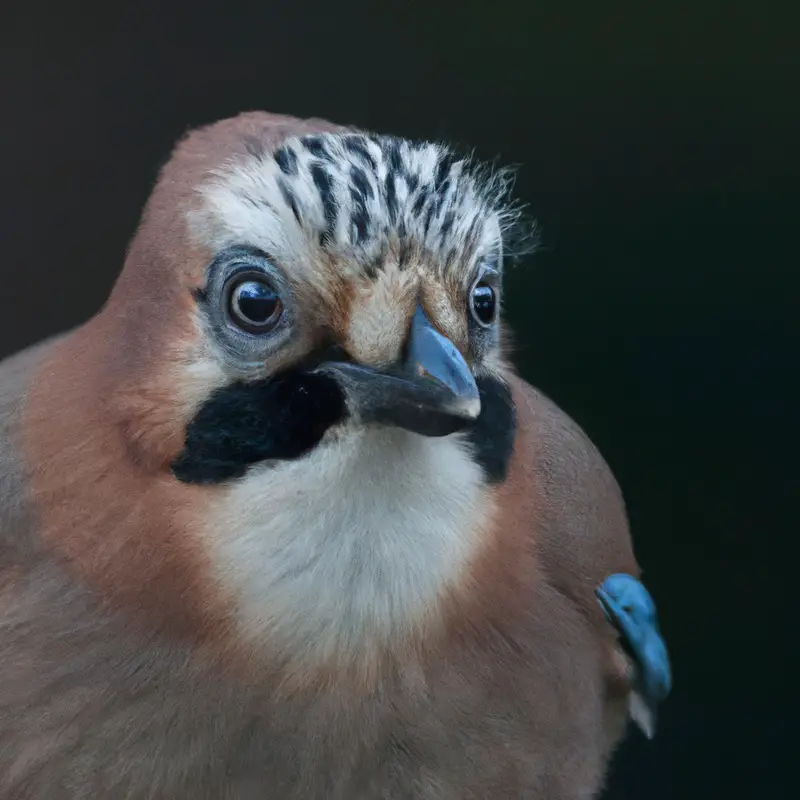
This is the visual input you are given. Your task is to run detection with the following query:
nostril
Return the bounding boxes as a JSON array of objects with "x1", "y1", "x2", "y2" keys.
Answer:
[
  {"x1": 318, "y1": 343, "x2": 354, "y2": 364},
  {"x1": 298, "y1": 342, "x2": 355, "y2": 372}
]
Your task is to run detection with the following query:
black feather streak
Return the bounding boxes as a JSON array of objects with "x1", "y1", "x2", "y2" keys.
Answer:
[
  {"x1": 380, "y1": 136, "x2": 403, "y2": 225},
  {"x1": 432, "y1": 179, "x2": 450, "y2": 219},
  {"x1": 422, "y1": 200, "x2": 437, "y2": 239},
  {"x1": 443, "y1": 247, "x2": 458, "y2": 270},
  {"x1": 383, "y1": 137, "x2": 404, "y2": 174},
  {"x1": 310, "y1": 162, "x2": 337, "y2": 245},
  {"x1": 398, "y1": 245, "x2": 411, "y2": 270},
  {"x1": 440, "y1": 210, "x2": 456, "y2": 240},
  {"x1": 463, "y1": 218, "x2": 481, "y2": 256},
  {"x1": 343, "y1": 136, "x2": 378, "y2": 172},
  {"x1": 349, "y1": 166, "x2": 373, "y2": 244},
  {"x1": 275, "y1": 147, "x2": 298, "y2": 175},
  {"x1": 411, "y1": 187, "x2": 429, "y2": 218},
  {"x1": 350, "y1": 165, "x2": 374, "y2": 200},
  {"x1": 350, "y1": 189, "x2": 369, "y2": 244},
  {"x1": 364, "y1": 245, "x2": 386, "y2": 280},
  {"x1": 434, "y1": 155, "x2": 453, "y2": 191},
  {"x1": 302, "y1": 135, "x2": 334, "y2": 161},
  {"x1": 277, "y1": 178, "x2": 302, "y2": 225},
  {"x1": 235, "y1": 190, "x2": 262, "y2": 210},
  {"x1": 384, "y1": 171, "x2": 398, "y2": 223}
]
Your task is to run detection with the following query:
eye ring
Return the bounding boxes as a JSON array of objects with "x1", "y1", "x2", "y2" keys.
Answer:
[
  {"x1": 469, "y1": 277, "x2": 498, "y2": 327},
  {"x1": 225, "y1": 271, "x2": 284, "y2": 334}
]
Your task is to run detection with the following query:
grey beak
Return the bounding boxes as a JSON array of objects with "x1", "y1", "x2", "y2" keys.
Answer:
[{"x1": 314, "y1": 305, "x2": 481, "y2": 437}]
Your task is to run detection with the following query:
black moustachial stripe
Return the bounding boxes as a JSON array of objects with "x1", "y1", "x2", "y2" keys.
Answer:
[
  {"x1": 464, "y1": 375, "x2": 516, "y2": 483},
  {"x1": 172, "y1": 370, "x2": 514, "y2": 486},
  {"x1": 171, "y1": 371, "x2": 348, "y2": 484}
]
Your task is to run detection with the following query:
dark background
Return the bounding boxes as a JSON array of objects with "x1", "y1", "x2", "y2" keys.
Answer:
[{"x1": 2, "y1": 2, "x2": 797, "y2": 797}]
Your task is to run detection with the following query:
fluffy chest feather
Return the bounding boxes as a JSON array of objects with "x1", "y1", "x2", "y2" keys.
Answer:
[{"x1": 205, "y1": 427, "x2": 491, "y2": 663}]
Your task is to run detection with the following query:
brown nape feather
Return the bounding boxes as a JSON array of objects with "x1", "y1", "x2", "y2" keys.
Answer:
[
  {"x1": 0, "y1": 111, "x2": 640, "y2": 798},
  {"x1": 0, "y1": 338, "x2": 54, "y2": 559}
]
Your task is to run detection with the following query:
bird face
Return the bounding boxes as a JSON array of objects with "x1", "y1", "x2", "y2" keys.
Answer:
[
  {"x1": 74, "y1": 117, "x2": 524, "y2": 669},
  {"x1": 173, "y1": 130, "x2": 517, "y2": 473}
]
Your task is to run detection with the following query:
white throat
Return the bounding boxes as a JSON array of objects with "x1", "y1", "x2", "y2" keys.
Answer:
[{"x1": 206, "y1": 426, "x2": 490, "y2": 663}]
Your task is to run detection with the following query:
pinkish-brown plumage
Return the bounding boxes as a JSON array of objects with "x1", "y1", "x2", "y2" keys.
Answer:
[{"x1": 0, "y1": 111, "x2": 645, "y2": 798}]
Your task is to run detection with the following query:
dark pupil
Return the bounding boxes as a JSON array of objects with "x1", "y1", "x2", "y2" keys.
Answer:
[
  {"x1": 234, "y1": 281, "x2": 279, "y2": 324},
  {"x1": 472, "y1": 283, "x2": 496, "y2": 324}
]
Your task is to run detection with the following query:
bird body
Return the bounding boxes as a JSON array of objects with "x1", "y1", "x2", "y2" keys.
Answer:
[{"x1": 0, "y1": 112, "x2": 668, "y2": 798}]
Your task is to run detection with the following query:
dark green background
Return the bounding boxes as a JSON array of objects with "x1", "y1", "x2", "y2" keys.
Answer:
[{"x1": 2, "y1": 2, "x2": 797, "y2": 796}]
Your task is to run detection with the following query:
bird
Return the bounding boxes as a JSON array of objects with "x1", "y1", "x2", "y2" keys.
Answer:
[{"x1": 0, "y1": 110, "x2": 671, "y2": 798}]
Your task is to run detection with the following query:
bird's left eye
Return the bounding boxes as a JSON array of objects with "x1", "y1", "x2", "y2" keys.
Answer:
[
  {"x1": 470, "y1": 280, "x2": 497, "y2": 327},
  {"x1": 227, "y1": 276, "x2": 284, "y2": 333}
]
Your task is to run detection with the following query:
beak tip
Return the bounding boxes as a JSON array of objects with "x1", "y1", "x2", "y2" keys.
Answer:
[
  {"x1": 458, "y1": 394, "x2": 482, "y2": 421},
  {"x1": 421, "y1": 370, "x2": 480, "y2": 421}
]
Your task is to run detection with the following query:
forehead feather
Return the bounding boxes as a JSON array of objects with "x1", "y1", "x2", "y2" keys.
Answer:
[{"x1": 188, "y1": 131, "x2": 517, "y2": 288}]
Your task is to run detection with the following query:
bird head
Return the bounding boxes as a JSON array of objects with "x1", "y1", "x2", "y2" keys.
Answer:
[
  {"x1": 162, "y1": 123, "x2": 521, "y2": 480},
  {"x1": 99, "y1": 114, "x2": 527, "y2": 476},
  {"x1": 25, "y1": 112, "x2": 530, "y2": 671}
]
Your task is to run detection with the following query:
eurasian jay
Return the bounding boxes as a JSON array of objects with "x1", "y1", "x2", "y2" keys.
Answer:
[{"x1": 0, "y1": 111, "x2": 670, "y2": 798}]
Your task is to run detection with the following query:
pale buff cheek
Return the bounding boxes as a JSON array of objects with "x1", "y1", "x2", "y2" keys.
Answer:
[
  {"x1": 110, "y1": 312, "x2": 229, "y2": 468},
  {"x1": 116, "y1": 373, "x2": 224, "y2": 468},
  {"x1": 170, "y1": 313, "x2": 232, "y2": 421},
  {"x1": 180, "y1": 352, "x2": 228, "y2": 415}
]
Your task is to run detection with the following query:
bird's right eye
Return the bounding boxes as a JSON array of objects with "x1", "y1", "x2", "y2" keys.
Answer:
[
  {"x1": 226, "y1": 273, "x2": 284, "y2": 334},
  {"x1": 469, "y1": 280, "x2": 498, "y2": 327}
]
